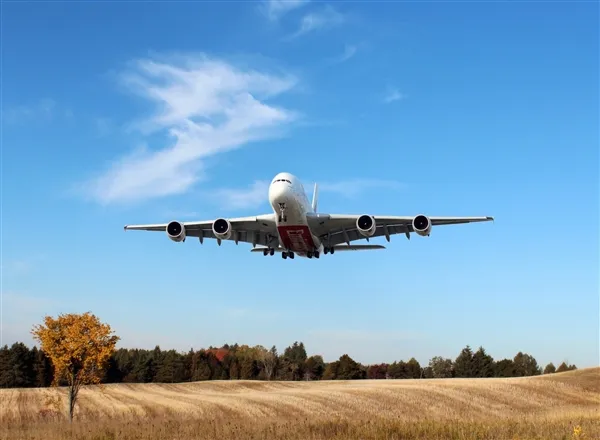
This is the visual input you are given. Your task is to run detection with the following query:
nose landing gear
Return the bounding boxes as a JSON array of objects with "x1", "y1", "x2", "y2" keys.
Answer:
[{"x1": 277, "y1": 203, "x2": 287, "y2": 223}]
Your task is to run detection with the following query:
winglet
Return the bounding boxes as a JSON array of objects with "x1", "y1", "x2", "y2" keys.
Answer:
[{"x1": 312, "y1": 183, "x2": 318, "y2": 212}]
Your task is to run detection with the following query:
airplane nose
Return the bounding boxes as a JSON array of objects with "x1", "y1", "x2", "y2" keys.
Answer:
[{"x1": 269, "y1": 182, "x2": 288, "y2": 206}]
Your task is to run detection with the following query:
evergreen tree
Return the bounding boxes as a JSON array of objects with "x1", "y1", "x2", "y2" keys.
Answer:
[
  {"x1": 454, "y1": 346, "x2": 475, "y2": 378},
  {"x1": 33, "y1": 347, "x2": 54, "y2": 387},
  {"x1": 494, "y1": 359, "x2": 516, "y2": 377},
  {"x1": 472, "y1": 347, "x2": 495, "y2": 377},
  {"x1": 0, "y1": 345, "x2": 12, "y2": 387},
  {"x1": 543, "y1": 362, "x2": 556, "y2": 374},
  {"x1": 8, "y1": 342, "x2": 35, "y2": 387}
]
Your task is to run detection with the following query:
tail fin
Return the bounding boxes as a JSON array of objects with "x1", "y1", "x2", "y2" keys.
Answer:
[{"x1": 311, "y1": 183, "x2": 319, "y2": 212}]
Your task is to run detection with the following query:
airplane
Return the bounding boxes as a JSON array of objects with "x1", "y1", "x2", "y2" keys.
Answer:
[{"x1": 124, "y1": 172, "x2": 494, "y2": 259}]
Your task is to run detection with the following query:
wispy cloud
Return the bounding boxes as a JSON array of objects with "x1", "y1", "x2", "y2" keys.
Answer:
[
  {"x1": 3, "y1": 99, "x2": 58, "y2": 124},
  {"x1": 318, "y1": 178, "x2": 406, "y2": 198},
  {"x1": 288, "y1": 5, "x2": 345, "y2": 39},
  {"x1": 383, "y1": 88, "x2": 406, "y2": 103},
  {"x1": 211, "y1": 180, "x2": 270, "y2": 210},
  {"x1": 80, "y1": 53, "x2": 300, "y2": 205},
  {"x1": 209, "y1": 178, "x2": 404, "y2": 211},
  {"x1": 261, "y1": 0, "x2": 310, "y2": 21},
  {"x1": 333, "y1": 44, "x2": 357, "y2": 63}
]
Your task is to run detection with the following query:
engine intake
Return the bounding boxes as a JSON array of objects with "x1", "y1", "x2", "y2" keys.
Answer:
[
  {"x1": 412, "y1": 215, "x2": 431, "y2": 237},
  {"x1": 166, "y1": 221, "x2": 186, "y2": 242},
  {"x1": 356, "y1": 214, "x2": 377, "y2": 237},
  {"x1": 212, "y1": 218, "x2": 232, "y2": 240}
]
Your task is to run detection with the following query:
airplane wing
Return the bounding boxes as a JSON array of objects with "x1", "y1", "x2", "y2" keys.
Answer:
[
  {"x1": 307, "y1": 214, "x2": 494, "y2": 247},
  {"x1": 124, "y1": 214, "x2": 280, "y2": 247}
]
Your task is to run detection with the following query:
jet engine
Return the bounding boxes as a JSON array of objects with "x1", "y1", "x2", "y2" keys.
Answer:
[
  {"x1": 212, "y1": 218, "x2": 232, "y2": 240},
  {"x1": 356, "y1": 214, "x2": 377, "y2": 237},
  {"x1": 166, "y1": 221, "x2": 186, "y2": 242},
  {"x1": 412, "y1": 214, "x2": 432, "y2": 237}
]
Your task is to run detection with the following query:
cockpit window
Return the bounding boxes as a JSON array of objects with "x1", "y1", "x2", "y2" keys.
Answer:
[{"x1": 272, "y1": 179, "x2": 292, "y2": 184}]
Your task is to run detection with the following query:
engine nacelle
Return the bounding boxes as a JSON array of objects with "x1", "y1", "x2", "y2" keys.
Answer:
[
  {"x1": 212, "y1": 218, "x2": 232, "y2": 240},
  {"x1": 356, "y1": 214, "x2": 377, "y2": 237},
  {"x1": 412, "y1": 214, "x2": 432, "y2": 237},
  {"x1": 166, "y1": 221, "x2": 186, "y2": 242}
]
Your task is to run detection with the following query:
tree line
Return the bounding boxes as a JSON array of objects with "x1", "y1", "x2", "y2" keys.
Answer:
[{"x1": 0, "y1": 340, "x2": 577, "y2": 388}]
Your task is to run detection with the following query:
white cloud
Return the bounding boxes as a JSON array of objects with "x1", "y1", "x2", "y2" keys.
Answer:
[
  {"x1": 81, "y1": 53, "x2": 300, "y2": 205},
  {"x1": 383, "y1": 88, "x2": 406, "y2": 103},
  {"x1": 288, "y1": 5, "x2": 345, "y2": 38},
  {"x1": 318, "y1": 178, "x2": 406, "y2": 198},
  {"x1": 3, "y1": 98, "x2": 57, "y2": 124},
  {"x1": 334, "y1": 44, "x2": 357, "y2": 63},
  {"x1": 261, "y1": 0, "x2": 310, "y2": 20},
  {"x1": 212, "y1": 180, "x2": 270, "y2": 210},
  {"x1": 208, "y1": 178, "x2": 405, "y2": 211}
]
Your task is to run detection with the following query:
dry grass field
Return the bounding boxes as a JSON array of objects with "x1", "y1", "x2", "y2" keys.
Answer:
[{"x1": 1, "y1": 367, "x2": 599, "y2": 440}]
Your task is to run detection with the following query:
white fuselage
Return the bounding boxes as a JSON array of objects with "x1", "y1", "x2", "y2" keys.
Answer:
[{"x1": 268, "y1": 172, "x2": 323, "y2": 257}]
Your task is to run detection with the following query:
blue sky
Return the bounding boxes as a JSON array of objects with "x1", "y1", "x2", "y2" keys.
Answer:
[{"x1": 2, "y1": 0, "x2": 598, "y2": 369}]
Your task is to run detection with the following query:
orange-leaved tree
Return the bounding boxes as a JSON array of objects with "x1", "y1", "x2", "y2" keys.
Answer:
[{"x1": 31, "y1": 312, "x2": 119, "y2": 422}]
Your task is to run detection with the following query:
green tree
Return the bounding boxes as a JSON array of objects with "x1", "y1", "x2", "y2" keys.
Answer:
[
  {"x1": 33, "y1": 346, "x2": 54, "y2": 387},
  {"x1": 454, "y1": 346, "x2": 475, "y2": 377},
  {"x1": 428, "y1": 356, "x2": 453, "y2": 378},
  {"x1": 512, "y1": 352, "x2": 541, "y2": 377},
  {"x1": 472, "y1": 347, "x2": 495, "y2": 377},
  {"x1": 494, "y1": 359, "x2": 516, "y2": 377},
  {"x1": 406, "y1": 358, "x2": 422, "y2": 379},
  {"x1": 556, "y1": 361, "x2": 577, "y2": 373},
  {"x1": 543, "y1": 362, "x2": 556, "y2": 374},
  {"x1": 0, "y1": 345, "x2": 13, "y2": 387},
  {"x1": 304, "y1": 355, "x2": 325, "y2": 380}
]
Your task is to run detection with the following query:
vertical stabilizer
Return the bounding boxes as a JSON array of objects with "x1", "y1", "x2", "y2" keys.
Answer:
[{"x1": 312, "y1": 183, "x2": 319, "y2": 212}]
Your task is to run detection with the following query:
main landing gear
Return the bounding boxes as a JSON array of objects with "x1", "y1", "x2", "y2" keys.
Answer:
[
  {"x1": 262, "y1": 248, "x2": 275, "y2": 256},
  {"x1": 282, "y1": 251, "x2": 295, "y2": 259},
  {"x1": 306, "y1": 251, "x2": 320, "y2": 259},
  {"x1": 323, "y1": 247, "x2": 335, "y2": 255},
  {"x1": 277, "y1": 203, "x2": 287, "y2": 223}
]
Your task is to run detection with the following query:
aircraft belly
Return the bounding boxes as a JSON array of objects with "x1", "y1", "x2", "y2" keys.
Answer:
[{"x1": 275, "y1": 207, "x2": 319, "y2": 255}]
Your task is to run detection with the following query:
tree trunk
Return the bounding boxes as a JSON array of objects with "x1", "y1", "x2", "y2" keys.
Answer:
[
  {"x1": 68, "y1": 373, "x2": 77, "y2": 423},
  {"x1": 68, "y1": 385, "x2": 74, "y2": 423}
]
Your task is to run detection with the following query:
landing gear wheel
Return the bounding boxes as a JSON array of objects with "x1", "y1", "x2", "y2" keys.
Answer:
[
  {"x1": 330, "y1": 247, "x2": 335, "y2": 255},
  {"x1": 270, "y1": 248, "x2": 275, "y2": 256},
  {"x1": 314, "y1": 251, "x2": 320, "y2": 259},
  {"x1": 307, "y1": 251, "x2": 313, "y2": 259},
  {"x1": 288, "y1": 252, "x2": 294, "y2": 259},
  {"x1": 263, "y1": 249, "x2": 268, "y2": 256},
  {"x1": 282, "y1": 252, "x2": 288, "y2": 259},
  {"x1": 324, "y1": 247, "x2": 328, "y2": 255}
]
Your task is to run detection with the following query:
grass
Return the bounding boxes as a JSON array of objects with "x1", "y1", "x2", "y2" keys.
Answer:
[{"x1": 1, "y1": 367, "x2": 599, "y2": 439}]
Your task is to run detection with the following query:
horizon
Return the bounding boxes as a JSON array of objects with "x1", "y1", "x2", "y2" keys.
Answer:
[{"x1": 3, "y1": 1, "x2": 598, "y2": 369}]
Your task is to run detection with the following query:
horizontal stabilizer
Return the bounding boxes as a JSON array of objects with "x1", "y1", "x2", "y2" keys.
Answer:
[
  {"x1": 332, "y1": 244, "x2": 386, "y2": 251},
  {"x1": 250, "y1": 244, "x2": 386, "y2": 253}
]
